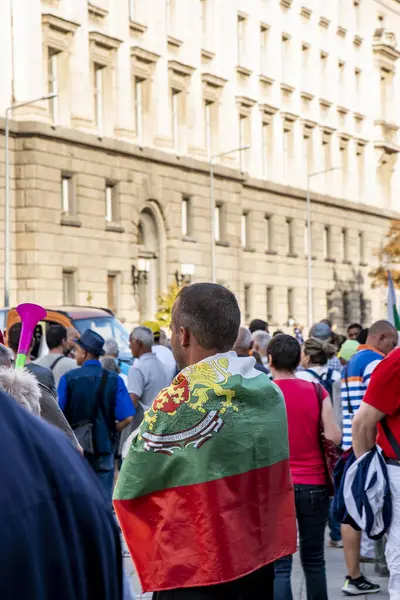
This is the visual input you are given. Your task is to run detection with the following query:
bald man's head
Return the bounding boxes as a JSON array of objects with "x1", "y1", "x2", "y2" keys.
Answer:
[{"x1": 367, "y1": 320, "x2": 398, "y2": 356}]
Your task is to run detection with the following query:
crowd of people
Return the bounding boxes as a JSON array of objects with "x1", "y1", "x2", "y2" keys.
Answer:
[{"x1": 0, "y1": 287, "x2": 400, "y2": 599}]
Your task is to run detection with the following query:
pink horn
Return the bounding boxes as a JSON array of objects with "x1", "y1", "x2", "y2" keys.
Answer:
[{"x1": 15, "y1": 303, "x2": 47, "y2": 369}]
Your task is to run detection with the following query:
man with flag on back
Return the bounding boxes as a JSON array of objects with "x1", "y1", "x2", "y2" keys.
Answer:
[{"x1": 114, "y1": 283, "x2": 296, "y2": 599}]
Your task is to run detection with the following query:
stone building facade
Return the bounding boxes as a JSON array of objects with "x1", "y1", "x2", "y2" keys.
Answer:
[{"x1": 0, "y1": 0, "x2": 400, "y2": 329}]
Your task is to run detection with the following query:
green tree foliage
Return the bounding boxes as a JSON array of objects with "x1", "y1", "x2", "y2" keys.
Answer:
[
  {"x1": 370, "y1": 220, "x2": 400, "y2": 287},
  {"x1": 155, "y1": 282, "x2": 182, "y2": 328}
]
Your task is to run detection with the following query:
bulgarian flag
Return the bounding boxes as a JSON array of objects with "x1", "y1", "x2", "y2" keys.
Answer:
[
  {"x1": 387, "y1": 270, "x2": 400, "y2": 330},
  {"x1": 114, "y1": 352, "x2": 296, "y2": 592}
]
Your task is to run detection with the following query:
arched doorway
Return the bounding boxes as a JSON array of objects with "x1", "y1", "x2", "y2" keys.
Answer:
[{"x1": 137, "y1": 204, "x2": 165, "y2": 321}]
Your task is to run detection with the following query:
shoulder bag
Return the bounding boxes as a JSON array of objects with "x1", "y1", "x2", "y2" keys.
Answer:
[
  {"x1": 314, "y1": 382, "x2": 342, "y2": 496},
  {"x1": 72, "y1": 370, "x2": 108, "y2": 455}
]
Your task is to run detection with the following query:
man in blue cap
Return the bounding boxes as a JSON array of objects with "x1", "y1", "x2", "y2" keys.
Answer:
[{"x1": 58, "y1": 329, "x2": 135, "y2": 500}]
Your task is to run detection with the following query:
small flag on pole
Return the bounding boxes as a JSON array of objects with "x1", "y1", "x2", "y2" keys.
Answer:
[{"x1": 387, "y1": 270, "x2": 400, "y2": 330}]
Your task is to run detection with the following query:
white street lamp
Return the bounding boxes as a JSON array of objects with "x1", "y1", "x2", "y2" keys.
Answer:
[
  {"x1": 4, "y1": 93, "x2": 57, "y2": 307},
  {"x1": 306, "y1": 167, "x2": 340, "y2": 329},
  {"x1": 210, "y1": 145, "x2": 250, "y2": 283}
]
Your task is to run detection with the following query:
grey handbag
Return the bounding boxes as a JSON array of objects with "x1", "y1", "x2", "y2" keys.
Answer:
[{"x1": 72, "y1": 370, "x2": 108, "y2": 455}]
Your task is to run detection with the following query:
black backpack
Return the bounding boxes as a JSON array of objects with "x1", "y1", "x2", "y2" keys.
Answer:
[{"x1": 305, "y1": 368, "x2": 335, "y2": 397}]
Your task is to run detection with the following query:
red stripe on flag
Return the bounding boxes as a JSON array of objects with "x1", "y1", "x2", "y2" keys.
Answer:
[{"x1": 114, "y1": 459, "x2": 296, "y2": 592}]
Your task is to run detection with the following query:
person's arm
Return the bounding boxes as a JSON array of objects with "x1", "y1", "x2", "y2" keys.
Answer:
[
  {"x1": 116, "y1": 416, "x2": 133, "y2": 432},
  {"x1": 321, "y1": 394, "x2": 342, "y2": 445},
  {"x1": 57, "y1": 375, "x2": 68, "y2": 412},
  {"x1": 115, "y1": 376, "x2": 135, "y2": 431},
  {"x1": 352, "y1": 403, "x2": 386, "y2": 458},
  {"x1": 127, "y1": 367, "x2": 144, "y2": 409}
]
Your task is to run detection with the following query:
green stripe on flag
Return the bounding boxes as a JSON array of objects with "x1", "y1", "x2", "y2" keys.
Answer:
[{"x1": 394, "y1": 305, "x2": 400, "y2": 331}]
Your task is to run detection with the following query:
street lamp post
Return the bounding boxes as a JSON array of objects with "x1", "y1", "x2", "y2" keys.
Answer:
[
  {"x1": 210, "y1": 145, "x2": 250, "y2": 283},
  {"x1": 306, "y1": 167, "x2": 340, "y2": 329},
  {"x1": 4, "y1": 93, "x2": 56, "y2": 307}
]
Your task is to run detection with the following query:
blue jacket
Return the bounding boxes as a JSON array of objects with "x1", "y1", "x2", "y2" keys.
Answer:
[
  {"x1": 0, "y1": 389, "x2": 123, "y2": 599},
  {"x1": 62, "y1": 362, "x2": 120, "y2": 455}
]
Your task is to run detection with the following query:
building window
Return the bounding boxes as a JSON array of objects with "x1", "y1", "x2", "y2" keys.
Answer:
[
  {"x1": 338, "y1": 60, "x2": 345, "y2": 90},
  {"x1": 241, "y1": 212, "x2": 251, "y2": 249},
  {"x1": 359, "y1": 231, "x2": 365, "y2": 264},
  {"x1": 266, "y1": 286, "x2": 273, "y2": 322},
  {"x1": 166, "y1": 0, "x2": 175, "y2": 33},
  {"x1": 354, "y1": 68, "x2": 361, "y2": 98},
  {"x1": 286, "y1": 218, "x2": 295, "y2": 255},
  {"x1": 237, "y1": 14, "x2": 246, "y2": 65},
  {"x1": 244, "y1": 284, "x2": 251, "y2": 322},
  {"x1": 107, "y1": 272, "x2": 119, "y2": 314},
  {"x1": 265, "y1": 215, "x2": 272, "y2": 252},
  {"x1": 260, "y1": 24, "x2": 269, "y2": 73},
  {"x1": 354, "y1": 0, "x2": 360, "y2": 29},
  {"x1": 47, "y1": 49, "x2": 59, "y2": 124},
  {"x1": 105, "y1": 182, "x2": 118, "y2": 223},
  {"x1": 182, "y1": 195, "x2": 192, "y2": 237},
  {"x1": 283, "y1": 123, "x2": 293, "y2": 180},
  {"x1": 380, "y1": 68, "x2": 393, "y2": 121},
  {"x1": 341, "y1": 228, "x2": 349, "y2": 262},
  {"x1": 61, "y1": 173, "x2": 74, "y2": 216},
  {"x1": 322, "y1": 131, "x2": 331, "y2": 190},
  {"x1": 134, "y1": 77, "x2": 144, "y2": 144},
  {"x1": 301, "y1": 43, "x2": 310, "y2": 88},
  {"x1": 303, "y1": 126, "x2": 313, "y2": 176},
  {"x1": 377, "y1": 153, "x2": 392, "y2": 207},
  {"x1": 129, "y1": 0, "x2": 135, "y2": 20},
  {"x1": 63, "y1": 270, "x2": 76, "y2": 305},
  {"x1": 356, "y1": 143, "x2": 365, "y2": 200},
  {"x1": 171, "y1": 88, "x2": 181, "y2": 150},
  {"x1": 281, "y1": 34, "x2": 290, "y2": 81},
  {"x1": 215, "y1": 204, "x2": 222, "y2": 242},
  {"x1": 204, "y1": 100, "x2": 213, "y2": 159},
  {"x1": 339, "y1": 138, "x2": 348, "y2": 197},
  {"x1": 239, "y1": 114, "x2": 249, "y2": 171},
  {"x1": 323, "y1": 226, "x2": 332, "y2": 260},
  {"x1": 320, "y1": 51, "x2": 328, "y2": 97},
  {"x1": 287, "y1": 288, "x2": 294, "y2": 320},
  {"x1": 93, "y1": 63, "x2": 104, "y2": 135},
  {"x1": 200, "y1": 0, "x2": 207, "y2": 43},
  {"x1": 261, "y1": 121, "x2": 271, "y2": 179}
]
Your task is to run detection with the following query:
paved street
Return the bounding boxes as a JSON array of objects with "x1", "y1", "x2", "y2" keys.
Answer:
[{"x1": 124, "y1": 544, "x2": 389, "y2": 599}]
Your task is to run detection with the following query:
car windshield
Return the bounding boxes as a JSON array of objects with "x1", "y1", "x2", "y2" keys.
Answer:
[{"x1": 72, "y1": 316, "x2": 131, "y2": 356}]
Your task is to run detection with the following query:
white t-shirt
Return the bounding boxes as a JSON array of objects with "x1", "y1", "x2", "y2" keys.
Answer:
[
  {"x1": 152, "y1": 344, "x2": 177, "y2": 382},
  {"x1": 297, "y1": 365, "x2": 341, "y2": 386}
]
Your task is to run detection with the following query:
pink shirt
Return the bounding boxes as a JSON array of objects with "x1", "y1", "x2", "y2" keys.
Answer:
[{"x1": 276, "y1": 379, "x2": 327, "y2": 485}]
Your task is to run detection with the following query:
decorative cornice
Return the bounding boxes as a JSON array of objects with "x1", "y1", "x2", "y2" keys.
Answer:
[
  {"x1": 236, "y1": 65, "x2": 252, "y2": 77},
  {"x1": 202, "y1": 73, "x2": 227, "y2": 88},
  {"x1": 167, "y1": 35, "x2": 183, "y2": 49},
  {"x1": 88, "y1": 2, "x2": 108, "y2": 19},
  {"x1": 201, "y1": 49, "x2": 215, "y2": 61},
  {"x1": 337, "y1": 26, "x2": 347, "y2": 38},
  {"x1": 281, "y1": 111, "x2": 299, "y2": 122},
  {"x1": 259, "y1": 75, "x2": 274, "y2": 85},
  {"x1": 300, "y1": 91, "x2": 314, "y2": 101},
  {"x1": 319, "y1": 16, "x2": 330, "y2": 29},
  {"x1": 280, "y1": 0, "x2": 293, "y2": 8},
  {"x1": 129, "y1": 20, "x2": 148, "y2": 35},
  {"x1": 88, "y1": 31, "x2": 122, "y2": 50},
  {"x1": 300, "y1": 6, "x2": 312, "y2": 20},
  {"x1": 168, "y1": 60, "x2": 195, "y2": 77},
  {"x1": 236, "y1": 95, "x2": 257, "y2": 108},
  {"x1": 42, "y1": 13, "x2": 80, "y2": 35},
  {"x1": 131, "y1": 46, "x2": 160, "y2": 63},
  {"x1": 259, "y1": 103, "x2": 279, "y2": 115}
]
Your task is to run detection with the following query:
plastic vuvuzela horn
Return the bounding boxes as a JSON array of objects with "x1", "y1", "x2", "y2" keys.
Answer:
[{"x1": 15, "y1": 303, "x2": 47, "y2": 369}]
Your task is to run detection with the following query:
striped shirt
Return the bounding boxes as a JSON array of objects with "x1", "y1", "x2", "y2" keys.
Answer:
[{"x1": 341, "y1": 345, "x2": 384, "y2": 450}]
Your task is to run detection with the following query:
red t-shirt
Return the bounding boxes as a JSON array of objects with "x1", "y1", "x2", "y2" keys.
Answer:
[
  {"x1": 363, "y1": 347, "x2": 400, "y2": 460},
  {"x1": 276, "y1": 379, "x2": 327, "y2": 485}
]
